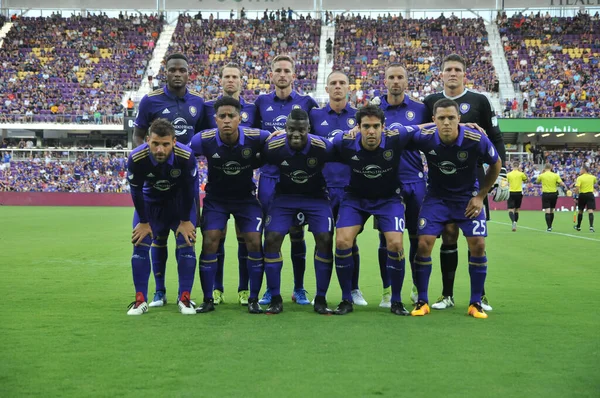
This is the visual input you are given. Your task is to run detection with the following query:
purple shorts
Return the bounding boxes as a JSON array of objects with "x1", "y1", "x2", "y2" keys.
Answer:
[
  {"x1": 337, "y1": 193, "x2": 405, "y2": 233},
  {"x1": 133, "y1": 199, "x2": 197, "y2": 236},
  {"x1": 328, "y1": 186, "x2": 345, "y2": 221},
  {"x1": 265, "y1": 194, "x2": 333, "y2": 234},
  {"x1": 400, "y1": 181, "x2": 426, "y2": 235},
  {"x1": 201, "y1": 195, "x2": 264, "y2": 233},
  {"x1": 258, "y1": 175, "x2": 278, "y2": 216},
  {"x1": 417, "y1": 195, "x2": 487, "y2": 237}
]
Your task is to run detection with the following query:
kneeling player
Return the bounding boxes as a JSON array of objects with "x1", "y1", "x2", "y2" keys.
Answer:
[
  {"x1": 126, "y1": 119, "x2": 198, "y2": 316},
  {"x1": 408, "y1": 99, "x2": 501, "y2": 319},
  {"x1": 262, "y1": 109, "x2": 335, "y2": 315}
]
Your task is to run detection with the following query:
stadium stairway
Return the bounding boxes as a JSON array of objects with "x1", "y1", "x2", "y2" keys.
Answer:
[
  {"x1": 0, "y1": 22, "x2": 14, "y2": 49},
  {"x1": 124, "y1": 21, "x2": 178, "y2": 105},
  {"x1": 314, "y1": 24, "x2": 336, "y2": 102},
  {"x1": 485, "y1": 21, "x2": 521, "y2": 108}
]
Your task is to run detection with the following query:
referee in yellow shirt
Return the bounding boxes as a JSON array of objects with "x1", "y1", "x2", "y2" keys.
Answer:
[
  {"x1": 573, "y1": 166, "x2": 598, "y2": 232},
  {"x1": 536, "y1": 163, "x2": 568, "y2": 231},
  {"x1": 507, "y1": 161, "x2": 528, "y2": 231}
]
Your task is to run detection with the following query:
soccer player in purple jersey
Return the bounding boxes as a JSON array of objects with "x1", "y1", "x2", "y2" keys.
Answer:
[
  {"x1": 203, "y1": 63, "x2": 258, "y2": 306},
  {"x1": 126, "y1": 119, "x2": 198, "y2": 316},
  {"x1": 424, "y1": 54, "x2": 508, "y2": 312},
  {"x1": 372, "y1": 63, "x2": 429, "y2": 307},
  {"x1": 133, "y1": 53, "x2": 205, "y2": 308},
  {"x1": 254, "y1": 55, "x2": 318, "y2": 306},
  {"x1": 309, "y1": 71, "x2": 365, "y2": 306},
  {"x1": 190, "y1": 97, "x2": 270, "y2": 314},
  {"x1": 329, "y1": 106, "x2": 422, "y2": 316},
  {"x1": 262, "y1": 109, "x2": 335, "y2": 315},
  {"x1": 409, "y1": 99, "x2": 501, "y2": 319}
]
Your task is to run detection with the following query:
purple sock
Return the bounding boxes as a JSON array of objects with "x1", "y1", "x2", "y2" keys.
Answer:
[
  {"x1": 247, "y1": 251, "x2": 264, "y2": 299},
  {"x1": 132, "y1": 240, "x2": 152, "y2": 301},
  {"x1": 290, "y1": 234, "x2": 306, "y2": 291},
  {"x1": 335, "y1": 247, "x2": 354, "y2": 301},
  {"x1": 315, "y1": 250, "x2": 333, "y2": 297},
  {"x1": 414, "y1": 255, "x2": 432, "y2": 303},
  {"x1": 199, "y1": 252, "x2": 218, "y2": 301},
  {"x1": 264, "y1": 252, "x2": 283, "y2": 297},
  {"x1": 387, "y1": 250, "x2": 405, "y2": 302},
  {"x1": 237, "y1": 237, "x2": 249, "y2": 291},
  {"x1": 150, "y1": 236, "x2": 168, "y2": 292},
  {"x1": 378, "y1": 233, "x2": 390, "y2": 288},
  {"x1": 409, "y1": 235, "x2": 418, "y2": 285},
  {"x1": 351, "y1": 244, "x2": 360, "y2": 290},
  {"x1": 176, "y1": 242, "x2": 196, "y2": 297},
  {"x1": 469, "y1": 256, "x2": 488, "y2": 304},
  {"x1": 214, "y1": 238, "x2": 226, "y2": 292}
]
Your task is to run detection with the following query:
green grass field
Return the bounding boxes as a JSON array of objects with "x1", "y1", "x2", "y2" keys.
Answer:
[{"x1": 1, "y1": 207, "x2": 598, "y2": 397}]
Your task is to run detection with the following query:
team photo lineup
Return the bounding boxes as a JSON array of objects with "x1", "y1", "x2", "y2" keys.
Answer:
[{"x1": 127, "y1": 51, "x2": 510, "y2": 319}]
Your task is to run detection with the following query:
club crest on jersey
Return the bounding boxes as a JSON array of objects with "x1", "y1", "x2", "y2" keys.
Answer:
[
  {"x1": 347, "y1": 118, "x2": 356, "y2": 127},
  {"x1": 405, "y1": 111, "x2": 415, "y2": 121},
  {"x1": 457, "y1": 151, "x2": 469, "y2": 162},
  {"x1": 418, "y1": 218, "x2": 427, "y2": 229},
  {"x1": 459, "y1": 103, "x2": 470, "y2": 114},
  {"x1": 241, "y1": 111, "x2": 249, "y2": 122},
  {"x1": 170, "y1": 169, "x2": 181, "y2": 178},
  {"x1": 307, "y1": 158, "x2": 318, "y2": 168},
  {"x1": 292, "y1": 105, "x2": 301, "y2": 110},
  {"x1": 241, "y1": 148, "x2": 252, "y2": 159},
  {"x1": 265, "y1": 215, "x2": 272, "y2": 226},
  {"x1": 189, "y1": 106, "x2": 197, "y2": 117},
  {"x1": 383, "y1": 150, "x2": 394, "y2": 161}
]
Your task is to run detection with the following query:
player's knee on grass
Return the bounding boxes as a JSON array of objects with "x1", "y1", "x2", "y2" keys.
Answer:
[
  {"x1": 264, "y1": 231, "x2": 285, "y2": 253},
  {"x1": 417, "y1": 235, "x2": 436, "y2": 257},
  {"x1": 202, "y1": 230, "x2": 222, "y2": 253},
  {"x1": 466, "y1": 237, "x2": 486, "y2": 257},
  {"x1": 243, "y1": 232, "x2": 262, "y2": 252},
  {"x1": 314, "y1": 232, "x2": 333, "y2": 254},
  {"x1": 441, "y1": 224, "x2": 459, "y2": 245}
]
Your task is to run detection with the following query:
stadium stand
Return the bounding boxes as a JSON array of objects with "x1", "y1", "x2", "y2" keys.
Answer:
[
  {"x1": 0, "y1": 14, "x2": 163, "y2": 124},
  {"x1": 163, "y1": 15, "x2": 321, "y2": 101},
  {"x1": 498, "y1": 11, "x2": 600, "y2": 117},
  {"x1": 332, "y1": 14, "x2": 497, "y2": 105}
]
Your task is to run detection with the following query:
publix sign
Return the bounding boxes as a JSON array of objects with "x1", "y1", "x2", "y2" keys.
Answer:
[{"x1": 499, "y1": 118, "x2": 600, "y2": 133}]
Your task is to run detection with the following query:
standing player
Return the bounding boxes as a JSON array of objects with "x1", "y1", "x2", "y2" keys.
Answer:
[
  {"x1": 126, "y1": 119, "x2": 198, "y2": 316},
  {"x1": 372, "y1": 63, "x2": 429, "y2": 307},
  {"x1": 423, "y1": 54, "x2": 507, "y2": 312},
  {"x1": 573, "y1": 166, "x2": 597, "y2": 232},
  {"x1": 255, "y1": 55, "x2": 318, "y2": 305},
  {"x1": 329, "y1": 105, "x2": 423, "y2": 316},
  {"x1": 190, "y1": 97, "x2": 270, "y2": 314},
  {"x1": 309, "y1": 71, "x2": 365, "y2": 306},
  {"x1": 409, "y1": 99, "x2": 502, "y2": 319},
  {"x1": 203, "y1": 63, "x2": 258, "y2": 306},
  {"x1": 536, "y1": 164, "x2": 568, "y2": 232},
  {"x1": 507, "y1": 161, "x2": 528, "y2": 231},
  {"x1": 133, "y1": 53, "x2": 205, "y2": 308},
  {"x1": 262, "y1": 109, "x2": 335, "y2": 315}
]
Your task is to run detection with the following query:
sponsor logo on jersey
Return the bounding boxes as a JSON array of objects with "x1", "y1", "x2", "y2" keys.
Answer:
[{"x1": 290, "y1": 170, "x2": 309, "y2": 184}]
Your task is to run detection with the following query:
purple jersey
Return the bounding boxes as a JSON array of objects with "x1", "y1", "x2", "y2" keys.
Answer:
[
  {"x1": 309, "y1": 103, "x2": 356, "y2": 188},
  {"x1": 262, "y1": 134, "x2": 333, "y2": 198},
  {"x1": 127, "y1": 142, "x2": 197, "y2": 223},
  {"x1": 410, "y1": 126, "x2": 499, "y2": 200},
  {"x1": 134, "y1": 87, "x2": 205, "y2": 146},
  {"x1": 330, "y1": 126, "x2": 420, "y2": 199},
  {"x1": 202, "y1": 96, "x2": 258, "y2": 129},
  {"x1": 255, "y1": 91, "x2": 319, "y2": 178},
  {"x1": 190, "y1": 127, "x2": 270, "y2": 198},
  {"x1": 378, "y1": 94, "x2": 428, "y2": 183}
]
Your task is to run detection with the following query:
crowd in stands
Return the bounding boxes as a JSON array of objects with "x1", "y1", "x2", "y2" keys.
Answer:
[
  {"x1": 332, "y1": 13, "x2": 497, "y2": 105},
  {"x1": 498, "y1": 11, "x2": 600, "y2": 117},
  {"x1": 163, "y1": 14, "x2": 321, "y2": 101},
  {"x1": 508, "y1": 149, "x2": 600, "y2": 195},
  {"x1": 0, "y1": 13, "x2": 163, "y2": 124}
]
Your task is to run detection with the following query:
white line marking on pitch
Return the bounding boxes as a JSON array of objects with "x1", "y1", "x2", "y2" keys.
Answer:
[{"x1": 490, "y1": 221, "x2": 600, "y2": 242}]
